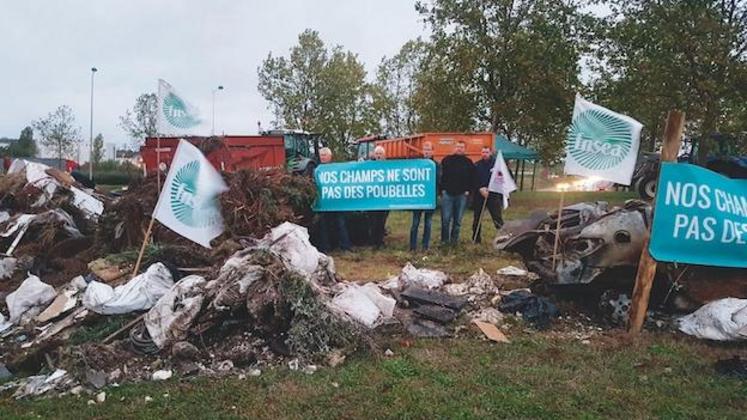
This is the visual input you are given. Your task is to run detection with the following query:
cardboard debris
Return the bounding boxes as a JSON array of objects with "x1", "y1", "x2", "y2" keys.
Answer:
[
  {"x1": 88, "y1": 259, "x2": 128, "y2": 283},
  {"x1": 473, "y1": 320, "x2": 510, "y2": 343},
  {"x1": 36, "y1": 290, "x2": 78, "y2": 323}
]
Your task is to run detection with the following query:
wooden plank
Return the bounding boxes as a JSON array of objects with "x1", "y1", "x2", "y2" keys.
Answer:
[
  {"x1": 472, "y1": 320, "x2": 510, "y2": 343},
  {"x1": 628, "y1": 110, "x2": 685, "y2": 334}
]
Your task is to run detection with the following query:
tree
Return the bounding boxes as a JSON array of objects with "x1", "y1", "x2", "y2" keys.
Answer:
[
  {"x1": 4, "y1": 126, "x2": 38, "y2": 157},
  {"x1": 258, "y1": 29, "x2": 377, "y2": 157},
  {"x1": 593, "y1": 1, "x2": 747, "y2": 155},
  {"x1": 371, "y1": 40, "x2": 428, "y2": 136},
  {"x1": 32, "y1": 105, "x2": 82, "y2": 165},
  {"x1": 119, "y1": 93, "x2": 158, "y2": 146},
  {"x1": 414, "y1": 0, "x2": 591, "y2": 162},
  {"x1": 91, "y1": 133, "x2": 104, "y2": 167}
]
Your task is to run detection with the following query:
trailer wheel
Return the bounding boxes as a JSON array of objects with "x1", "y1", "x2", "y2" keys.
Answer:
[
  {"x1": 303, "y1": 161, "x2": 317, "y2": 177},
  {"x1": 637, "y1": 175, "x2": 657, "y2": 200}
]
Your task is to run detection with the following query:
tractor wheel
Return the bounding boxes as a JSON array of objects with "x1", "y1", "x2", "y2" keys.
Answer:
[
  {"x1": 637, "y1": 175, "x2": 657, "y2": 200},
  {"x1": 303, "y1": 162, "x2": 317, "y2": 177}
]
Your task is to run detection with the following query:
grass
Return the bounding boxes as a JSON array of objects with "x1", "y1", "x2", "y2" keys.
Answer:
[{"x1": 2, "y1": 334, "x2": 744, "y2": 419}]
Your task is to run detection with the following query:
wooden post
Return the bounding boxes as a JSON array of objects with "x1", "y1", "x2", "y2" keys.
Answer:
[
  {"x1": 628, "y1": 110, "x2": 685, "y2": 334},
  {"x1": 519, "y1": 160, "x2": 526, "y2": 191},
  {"x1": 552, "y1": 188, "x2": 566, "y2": 270},
  {"x1": 531, "y1": 160, "x2": 537, "y2": 191},
  {"x1": 472, "y1": 195, "x2": 488, "y2": 243}
]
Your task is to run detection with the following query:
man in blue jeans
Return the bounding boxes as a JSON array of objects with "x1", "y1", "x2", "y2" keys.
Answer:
[
  {"x1": 440, "y1": 141, "x2": 476, "y2": 245},
  {"x1": 316, "y1": 147, "x2": 352, "y2": 252},
  {"x1": 410, "y1": 142, "x2": 438, "y2": 251}
]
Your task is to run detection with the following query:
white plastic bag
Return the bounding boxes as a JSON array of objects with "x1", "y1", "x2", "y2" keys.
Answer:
[
  {"x1": 399, "y1": 263, "x2": 447, "y2": 290},
  {"x1": 6, "y1": 274, "x2": 57, "y2": 324},
  {"x1": 331, "y1": 283, "x2": 395, "y2": 328}
]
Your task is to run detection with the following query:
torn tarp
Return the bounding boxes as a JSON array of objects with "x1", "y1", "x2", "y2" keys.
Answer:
[
  {"x1": 677, "y1": 298, "x2": 747, "y2": 341},
  {"x1": 83, "y1": 263, "x2": 174, "y2": 315},
  {"x1": 258, "y1": 222, "x2": 336, "y2": 285},
  {"x1": 145, "y1": 275, "x2": 206, "y2": 348}
]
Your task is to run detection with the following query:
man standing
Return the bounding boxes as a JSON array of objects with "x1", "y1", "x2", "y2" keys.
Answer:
[
  {"x1": 472, "y1": 147, "x2": 504, "y2": 243},
  {"x1": 410, "y1": 142, "x2": 437, "y2": 251},
  {"x1": 316, "y1": 147, "x2": 352, "y2": 252},
  {"x1": 440, "y1": 141, "x2": 475, "y2": 245},
  {"x1": 370, "y1": 146, "x2": 388, "y2": 248}
]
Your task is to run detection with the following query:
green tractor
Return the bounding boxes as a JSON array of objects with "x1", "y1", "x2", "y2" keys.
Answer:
[
  {"x1": 263, "y1": 129, "x2": 324, "y2": 176},
  {"x1": 633, "y1": 133, "x2": 747, "y2": 200}
]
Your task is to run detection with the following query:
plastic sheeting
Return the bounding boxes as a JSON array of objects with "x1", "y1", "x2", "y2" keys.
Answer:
[
  {"x1": 677, "y1": 298, "x2": 747, "y2": 341},
  {"x1": 398, "y1": 263, "x2": 447, "y2": 290},
  {"x1": 331, "y1": 283, "x2": 395, "y2": 328},
  {"x1": 258, "y1": 222, "x2": 336, "y2": 284},
  {"x1": 145, "y1": 275, "x2": 206, "y2": 348},
  {"x1": 83, "y1": 263, "x2": 174, "y2": 315},
  {"x1": 0, "y1": 257, "x2": 17, "y2": 280},
  {"x1": 5, "y1": 274, "x2": 57, "y2": 324}
]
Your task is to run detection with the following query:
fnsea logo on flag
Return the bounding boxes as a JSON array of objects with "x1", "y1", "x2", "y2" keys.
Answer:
[
  {"x1": 564, "y1": 94, "x2": 642, "y2": 185},
  {"x1": 153, "y1": 140, "x2": 228, "y2": 248},
  {"x1": 157, "y1": 79, "x2": 203, "y2": 135},
  {"x1": 169, "y1": 160, "x2": 223, "y2": 229}
]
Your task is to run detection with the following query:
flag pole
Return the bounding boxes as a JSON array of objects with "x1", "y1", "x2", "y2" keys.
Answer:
[
  {"x1": 132, "y1": 215, "x2": 156, "y2": 277},
  {"x1": 472, "y1": 193, "x2": 488, "y2": 243},
  {"x1": 156, "y1": 135, "x2": 161, "y2": 193},
  {"x1": 552, "y1": 184, "x2": 568, "y2": 270}
]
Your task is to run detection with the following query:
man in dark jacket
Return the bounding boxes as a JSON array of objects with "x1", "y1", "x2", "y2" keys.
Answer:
[
  {"x1": 440, "y1": 141, "x2": 476, "y2": 244},
  {"x1": 472, "y1": 146, "x2": 504, "y2": 243}
]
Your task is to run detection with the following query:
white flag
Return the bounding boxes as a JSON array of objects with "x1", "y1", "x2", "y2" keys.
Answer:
[
  {"x1": 488, "y1": 150, "x2": 517, "y2": 209},
  {"x1": 564, "y1": 94, "x2": 642, "y2": 185},
  {"x1": 153, "y1": 140, "x2": 228, "y2": 248},
  {"x1": 157, "y1": 79, "x2": 203, "y2": 135}
]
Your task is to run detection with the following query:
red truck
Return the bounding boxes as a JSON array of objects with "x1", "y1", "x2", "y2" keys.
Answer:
[
  {"x1": 140, "y1": 131, "x2": 322, "y2": 175},
  {"x1": 356, "y1": 132, "x2": 494, "y2": 163}
]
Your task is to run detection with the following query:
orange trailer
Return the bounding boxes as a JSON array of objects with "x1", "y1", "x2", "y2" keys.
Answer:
[{"x1": 356, "y1": 132, "x2": 494, "y2": 163}]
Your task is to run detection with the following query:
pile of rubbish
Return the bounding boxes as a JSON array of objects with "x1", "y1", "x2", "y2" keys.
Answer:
[
  {"x1": 497, "y1": 201, "x2": 746, "y2": 304},
  {"x1": 0, "y1": 209, "x2": 549, "y2": 399},
  {"x1": 0, "y1": 222, "x2": 372, "y2": 398},
  {"x1": 0, "y1": 160, "x2": 105, "y2": 294}
]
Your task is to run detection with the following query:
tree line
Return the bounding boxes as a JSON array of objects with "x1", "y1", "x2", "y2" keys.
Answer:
[{"x1": 259, "y1": 0, "x2": 747, "y2": 162}]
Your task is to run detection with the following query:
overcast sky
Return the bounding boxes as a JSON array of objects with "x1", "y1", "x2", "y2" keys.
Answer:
[{"x1": 0, "y1": 0, "x2": 426, "y2": 158}]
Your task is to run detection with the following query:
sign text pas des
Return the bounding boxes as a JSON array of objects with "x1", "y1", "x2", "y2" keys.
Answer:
[
  {"x1": 650, "y1": 163, "x2": 747, "y2": 268},
  {"x1": 314, "y1": 159, "x2": 437, "y2": 212}
]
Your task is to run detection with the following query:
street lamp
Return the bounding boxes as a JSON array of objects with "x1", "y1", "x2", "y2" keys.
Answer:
[
  {"x1": 88, "y1": 67, "x2": 98, "y2": 180},
  {"x1": 212, "y1": 85, "x2": 223, "y2": 135}
]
